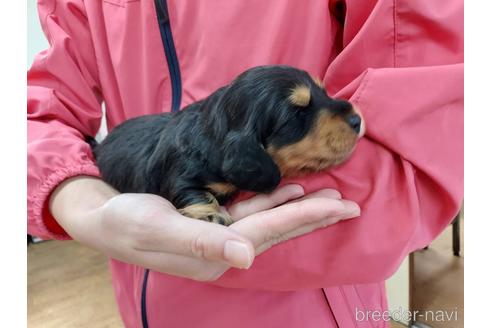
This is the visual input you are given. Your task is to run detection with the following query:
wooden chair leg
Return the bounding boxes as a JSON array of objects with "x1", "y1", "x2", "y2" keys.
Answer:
[{"x1": 452, "y1": 215, "x2": 461, "y2": 257}]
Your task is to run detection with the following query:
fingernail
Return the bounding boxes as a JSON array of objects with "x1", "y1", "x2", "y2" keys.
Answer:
[
  {"x1": 343, "y1": 202, "x2": 361, "y2": 217},
  {"x1": 224, "y1": 240, "x2": 253, "y2": 269}
]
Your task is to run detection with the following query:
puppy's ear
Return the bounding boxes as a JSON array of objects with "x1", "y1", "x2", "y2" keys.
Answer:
[{"x1": 222, "y1": 132, "x2": 281, "y2": 193}]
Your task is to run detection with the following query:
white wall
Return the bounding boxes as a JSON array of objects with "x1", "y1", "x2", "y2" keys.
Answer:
[{"x1": 27, "y1": 1, "x2": 48, "y2": 68}]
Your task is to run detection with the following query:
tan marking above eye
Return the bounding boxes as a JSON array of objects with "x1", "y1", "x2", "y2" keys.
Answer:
[{"x1": 288, "y1": 85, "x2": 311, "y2": 107}]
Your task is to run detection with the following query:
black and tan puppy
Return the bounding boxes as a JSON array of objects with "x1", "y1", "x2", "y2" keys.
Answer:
[{"x1": 92, "y1": 65, "x2": 364, "y2": 225}]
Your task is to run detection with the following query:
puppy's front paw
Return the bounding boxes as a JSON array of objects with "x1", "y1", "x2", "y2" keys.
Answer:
[
  {"x1": 179, "y1": 204, "x2": 233, "y2": 226},
  {"x1": 202, "y1": 212, "x2": 234, "y2": 226}
]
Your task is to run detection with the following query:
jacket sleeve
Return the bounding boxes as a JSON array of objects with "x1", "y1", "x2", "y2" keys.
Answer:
[
  {"x1": 28, "y1": 0, "x2": 102, "y2": 240},
  {"x1": 213, "y1": 0, "x2": 463, "y2": 290}
]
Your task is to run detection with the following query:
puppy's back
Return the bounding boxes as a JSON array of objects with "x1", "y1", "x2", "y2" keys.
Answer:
[{"x1": 93, "y1": 114, "x2": 172, "y2": 193}]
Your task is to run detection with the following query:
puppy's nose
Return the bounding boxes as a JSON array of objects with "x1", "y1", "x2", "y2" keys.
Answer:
[{"x1": 347, "y1": 114, "x2": 361, "y2": 134}]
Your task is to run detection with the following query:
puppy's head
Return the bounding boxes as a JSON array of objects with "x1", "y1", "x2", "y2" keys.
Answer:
[{"x1": 219, "y1": 65, "x2": 364, "y2": 178}]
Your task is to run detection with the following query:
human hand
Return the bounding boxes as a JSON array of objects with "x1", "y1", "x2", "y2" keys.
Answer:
[
  {"x1": 226, "y1": 187, "x2": 360, "y2": 255},
  {"x1": 50, "y1": 178, "x2": 359, "y2": 281}
]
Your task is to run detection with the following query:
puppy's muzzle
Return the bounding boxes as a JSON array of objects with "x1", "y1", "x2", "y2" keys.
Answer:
[
  {"x1": 350, "y1": 106, "x2": 365, "y2": 137},
  {"x1": 347, "y1": 114, "x2": 362, "y2": 134}
]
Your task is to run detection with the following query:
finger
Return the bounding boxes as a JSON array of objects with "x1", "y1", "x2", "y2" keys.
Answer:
[
  {"x1": 256, "y1": 206, "x2": 359, "y2": 255},
  {"x1": 231, "y1": 197, "x2": 359, "y2": 250},
  {"x1": 131, "y1": 214, "x2": 255, "y2": 269},
  {"x1": 220, "y1": 187, "x2": 340, "y2": 218},
  {"x1": 227, "y1": 184, "x2": 305, "y2": 220},
  {"x1": 285, "y1": 188, "x2": 342, "y2": 204}
]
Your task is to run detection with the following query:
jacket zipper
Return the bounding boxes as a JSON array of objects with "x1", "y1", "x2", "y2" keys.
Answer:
[
  {"x1": 322, "y1": 288, "x2": 341, "y2": 328},
  {"x1": 155, "y1": 0, "x2": 182, "y2": 112},
  {"x1": 140, "y1": 269, "x2": 150, "y2": 328},
  {"x1": 140, "y1": 2, "x2": 182, "y2": 327}
]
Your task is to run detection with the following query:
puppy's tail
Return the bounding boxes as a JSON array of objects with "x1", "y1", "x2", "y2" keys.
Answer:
[
  {"x1": 85, "y1": 136, "x2": 100, "y2": 160},
  {"x1": 85, "y1": 136, "x2": 99, "y2": 150}
]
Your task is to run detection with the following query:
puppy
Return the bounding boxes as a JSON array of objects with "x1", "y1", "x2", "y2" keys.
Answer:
[{"x1": 92, "y1": 65, "x2": 364, "y2": 225}]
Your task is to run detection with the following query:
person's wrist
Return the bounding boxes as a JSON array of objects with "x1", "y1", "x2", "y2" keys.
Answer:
[
  {"x1": 50, "y1": 176, "x2": 119, "y2": 213},
  {"x1": 49, "y1": 176, "x2": 119, "y2": 244}
]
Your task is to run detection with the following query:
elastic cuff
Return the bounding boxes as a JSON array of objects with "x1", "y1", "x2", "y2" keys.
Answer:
[{"x1": 28, "y1": 162, "x2": 101, "y2": 240}]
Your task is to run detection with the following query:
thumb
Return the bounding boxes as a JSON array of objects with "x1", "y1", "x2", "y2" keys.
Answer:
[{"x1": 142, "y1": 215, "x2": 255, "y2": 269}]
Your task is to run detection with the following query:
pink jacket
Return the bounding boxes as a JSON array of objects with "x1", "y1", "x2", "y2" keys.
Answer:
[{"x1": 28, "y1": 0, "x2": 463, "y2": 327}]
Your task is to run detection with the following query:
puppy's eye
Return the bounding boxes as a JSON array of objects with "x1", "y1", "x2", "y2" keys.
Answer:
[{"x1": 295, "y1": 107, "x2": 309, "y2": 118}]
